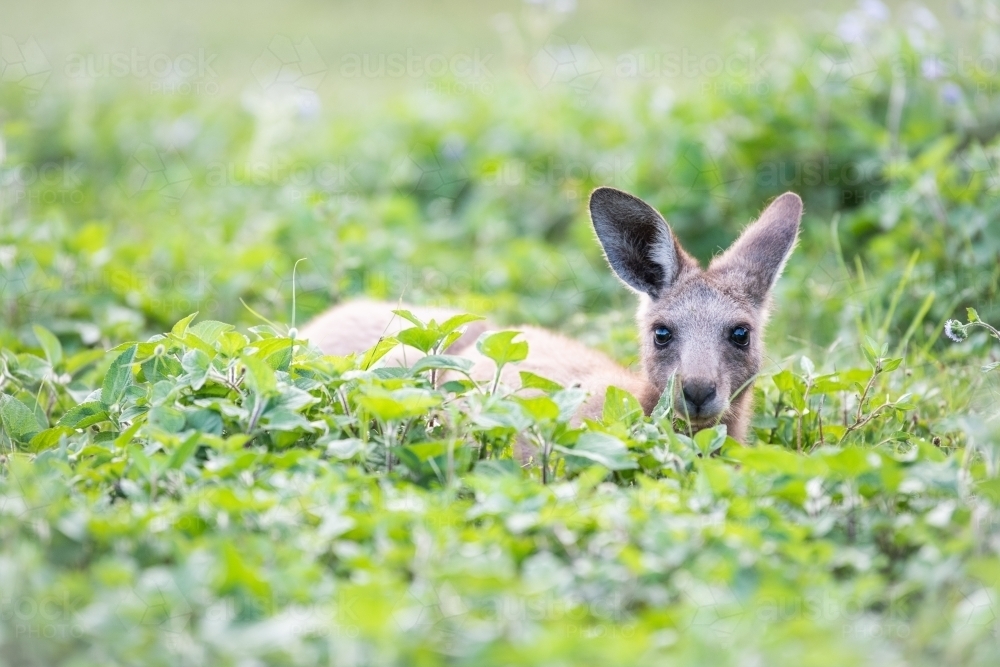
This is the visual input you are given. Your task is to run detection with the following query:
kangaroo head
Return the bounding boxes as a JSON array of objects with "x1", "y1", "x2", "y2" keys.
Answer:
[{"x1": 590, "y1": 187, "x2": 802, "y2": 430}]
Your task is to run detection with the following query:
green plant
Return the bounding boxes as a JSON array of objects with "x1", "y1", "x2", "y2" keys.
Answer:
[
  {"x1": 945, "y1": 308, "x2": 1000, "y2": 372},
  {"x1": 3, "y1": 3, "x2": 1000, "y2": 665}
]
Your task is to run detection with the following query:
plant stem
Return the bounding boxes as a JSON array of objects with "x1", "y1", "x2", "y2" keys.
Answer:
[{"x1": 838, "y1": 364, "x2": 891, "y2": 444}]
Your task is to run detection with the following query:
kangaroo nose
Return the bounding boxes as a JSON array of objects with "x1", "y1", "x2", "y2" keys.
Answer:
[{"x1": 682, "y1": 379, "x2": 717, "y2": 410}]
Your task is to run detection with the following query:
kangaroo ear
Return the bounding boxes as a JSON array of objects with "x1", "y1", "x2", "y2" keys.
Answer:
[
  {"x1": 710, "y1": 192, "x2": 802, "y2": 305},
  {"x1": 590, "y1": 187, "x2": 686, "y2": 298}
]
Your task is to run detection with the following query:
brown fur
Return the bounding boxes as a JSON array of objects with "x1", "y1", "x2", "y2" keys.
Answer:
[{"x1": 300, "y1": 188, "x2": 802, "y2": 442}]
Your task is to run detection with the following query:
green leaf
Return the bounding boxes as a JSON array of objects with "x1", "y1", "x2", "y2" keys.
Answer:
[
  {"x1": 185, "y1": 408, "x2": 223, "y2": 435},
  {"x1": 514, "y1": 396, "x2": 560, "y2": 422},
  {"x1": 694, "y1": 425, "x2": 728, "y2": 456},
  {"x1": 772, "y1": 370, "x2": 806, "y2": 409},
  {"x1": 438, "y1": 330, "x2": 466, "y2": 352},
  {"x1": 251, "y1": 337, "x2": 294, "y2": 371},
  {"x1": 967, "y1": 307, "x2": 980, "y2": 323},
  {"x1": 410, "y1": 354, "x2": 474, "y2": 375},
  {"x1": 391, "y1": 309, "x2": 425, "y2": 328},
  {"x1": 128, "y1": 446, "x2": 152, "y2": 479},
  {"x1": 976, "y1": 477, "x2": 1000, "y2": 503},
  {"x1": 322, "y1": 437, "x2": 364, "y2": 459},
  {"x1": 553, "y1": 388, "x2": 588, "y2": 422},
  {"x1": 860, "y1": 344, "x2": 877, "y2": 371},
  {"x1": 114, "y1": 420, "x2": 143, "y2": 448},
  {"x1": 473, "y1": 459, "x2": 521, "y2": 477},
  {"x1": 396, "y1": 327, "x2": 444, "y2": 354},
  {"x1": 141, "y1": 353, "x2": 183, "y2": 384},
  {"x1": 603, "y1": 386, "x2": 643, "y2": 425},
  {"x1": 101, "y1": 345, "x2": 137, "y2": 409},
  {"x1": 357, "y1": 388, "x2": 440, "y2": 421},
  {"x1": 651, "y1": 379, "x2": 675, "y2": 421},
  {"x1": 519, "y1": 371, "x2": 564, "y2": 393},
  {"x1": 57, "y1": 401, "x2": 109, "y2": 429},
  {"x1": 64, "y1": 348, "x2": 106, "y2": 375},
  {"x1": 181, "y1": 348, "x2": 212, "y2": 390},
  {"x1": 476, "y1": 331, "x2": 528, "y2": 369},
  {"x1": 28, "y1": 426, "x2": 76, "y2": 453},
  {"x1": 811, "y1": 372, "x2": 857, "y2": 394},
  {"x1": 32, "y1": 325, "x2": 63, "y2": 367},
  {"x1": 554, "y1": 432, "x2": 638, "y2": 471},
  {"x1": 893, "y1": 392, "x2": 916, "y2": 410},
  {"x1": 0, "y1": 393, "x2": 44, "y2": 444},
  {"x1": 358, "y1": 337, "x2": 399, "y2": 370},
  {"x1": 864, "y1": 335, "x2": 888, "y2": 358},
  {"x1": 391, "y1": 313, "x2": 483, "y2": 355},
  {"x1": 260, "y1": 407, "x2": 314, "y2": 432},
  {"x1": 167, "y1": 433, "x2": 201, "y2": 469},
  {"x1": 882, "y1": 357, "x2": 903, "y2": 372},
  {"x1": 217, "y1": 331, "x2": 250, "y2": 358},
  {"x1": 171, "y1": 332, "x2": 216, "y2": 356},
  {"x1": 472, "y1": 402, "x2": 532, "y2": 431},
  {"x1": 171, "y1": 312, "x2": 199, "y2": 338},
  {"x1": 403, "y1": 440, "x2": 449, "y2": 462},
  {"x1": 148, "y1": 405, "x2": 187, "y2": 433},
  {"x1": 437, "y1": 313, "x2": 484, "y2": 334},
  {"x1": 372, "y1": 367, "x2": 409, "y2": 380},
  {"x1": 189, "y1": 320, "x2": 234, "y2": 345},
  {"x1": 241, "y1": 354, "x2": 278, "y2": 397}
]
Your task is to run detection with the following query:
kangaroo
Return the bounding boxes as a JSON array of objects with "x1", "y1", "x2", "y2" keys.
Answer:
[{"x1": 301, "y1": 187, "x2": 802, "y2": 442}]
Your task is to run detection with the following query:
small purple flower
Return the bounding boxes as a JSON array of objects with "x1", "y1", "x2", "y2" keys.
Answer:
[
  {"x1": 944, "y1": 319, "x2": 968, "y2": 342},
  {"x1": 860, "y1": 0, "x2": 890, "y2": 21},
  {"x1": 296, "y1": 90, "x2": 321, "y2": 120},
  {"x1": 909, "y1": 6, "x2": 940, "y2": 32},
  {"x1": 940, "y1": 82, "x2": 962, "y2": 106},
  {"x1": 921, "y1": 57, "x2": 945, "y2": 80},
  {"x1": 837, "y1": 15, "x2": 866, "y2": 44}
]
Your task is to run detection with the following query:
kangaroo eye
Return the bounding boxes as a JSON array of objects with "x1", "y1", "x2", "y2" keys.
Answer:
[
  {"x1": 653, "y1": 326, "x2": 672, "y2": 347},
  {"x1": 730, "y1": 326, "x2": 750, "y2": 347}
]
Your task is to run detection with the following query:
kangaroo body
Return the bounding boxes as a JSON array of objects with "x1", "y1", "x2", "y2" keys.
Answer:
[
  {"x1": 301, "y1": 188, "x2": 803, "y2": 442},
  {"x1": 300, "y1": 299, "x2": 653, "y2": 420}
]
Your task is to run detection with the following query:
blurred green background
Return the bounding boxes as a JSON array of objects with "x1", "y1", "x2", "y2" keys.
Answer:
[{"x1": 3, "y1": 0, "x2": 997, "y2": 358}]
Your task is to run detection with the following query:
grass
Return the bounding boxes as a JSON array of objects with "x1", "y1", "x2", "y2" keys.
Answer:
[{"x1": 2, "y1": 2, "x2": 1000, "y2": 665}]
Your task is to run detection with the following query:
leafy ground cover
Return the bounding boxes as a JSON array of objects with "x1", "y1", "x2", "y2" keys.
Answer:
[{"x1": 2, "y1": 2, "x2": 1000, "y2": 665}]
